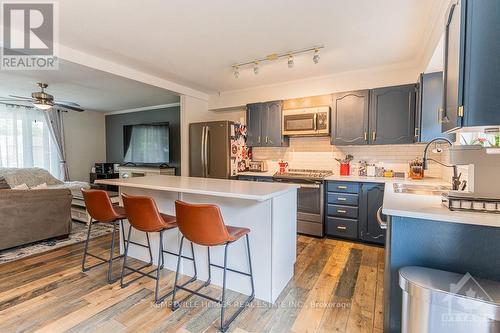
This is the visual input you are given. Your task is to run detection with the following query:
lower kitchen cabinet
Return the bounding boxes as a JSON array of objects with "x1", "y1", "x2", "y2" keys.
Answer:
[
  {"x1": 359, "y1": 183, "x2": 386, "y2": 245},
  {"x1": 326, "y1": 181, "x2": 386, "y2": 245}
]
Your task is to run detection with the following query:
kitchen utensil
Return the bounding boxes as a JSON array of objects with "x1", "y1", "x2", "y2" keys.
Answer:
[
  {"x1": 278, "y1": 161, "x2": 288, "y2": 174},
  {"x1": 409, "y1": 158, "x2": 425, "y2": 180}
]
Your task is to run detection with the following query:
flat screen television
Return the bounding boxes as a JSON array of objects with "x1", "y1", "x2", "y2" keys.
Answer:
[{"x1": 123, "y1": 122, "x2": 170, "y2": 165}]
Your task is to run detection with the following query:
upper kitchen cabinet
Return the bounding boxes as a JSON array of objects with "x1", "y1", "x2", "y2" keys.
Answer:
[
  {"x1": 369, "y1": 84, "x2": 417, "y2": 145},
  {"x1": 331, "y1": 90, "x2": 370, "y2": 145},
  {"x1": 416, "y1": 72, "x2": 455, "y2": 142},
  {"x1": 246, "y1": 101, "x2": 288, "y2": 147},
  {"x1": 442, "y1": 0, "x2": 500, "y2": 132}
]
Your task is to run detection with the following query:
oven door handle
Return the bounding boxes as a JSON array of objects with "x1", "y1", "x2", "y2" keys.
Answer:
[{"x1": 299, "y1": 184, "x2": 321, "y2": 189}]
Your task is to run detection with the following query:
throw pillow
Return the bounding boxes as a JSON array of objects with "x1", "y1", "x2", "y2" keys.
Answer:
[
  {"x1": 12, "y1": 183, "x2": 29, "y2": 190},
  {"x1": 31, "y1": 183, "x2": 48, "y2": 190},
  {"x1": 0, "y1": 176, "x2": 10, "y2": 190}
]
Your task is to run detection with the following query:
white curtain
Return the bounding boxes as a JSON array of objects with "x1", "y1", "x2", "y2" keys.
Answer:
[
  {"x1": 0, "y1": 104, "x2": 61, "y2": 179},
  {"x1": 124, "y1": 124, "x2": 169, "y2": 164}
]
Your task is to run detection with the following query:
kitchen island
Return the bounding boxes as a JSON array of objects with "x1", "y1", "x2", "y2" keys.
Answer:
[
  {"x1": 382, "y1": 183, "x2": 500, "y2": 332},
  {"x1": 96, "y1": 175, "x2": 298, "y2": 303}
]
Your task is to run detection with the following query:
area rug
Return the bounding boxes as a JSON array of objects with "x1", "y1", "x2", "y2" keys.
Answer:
[{"x1": 0, "y1": 221, "x2": 114, "y2": 264}]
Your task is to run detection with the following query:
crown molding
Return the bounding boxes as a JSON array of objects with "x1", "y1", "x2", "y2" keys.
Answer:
[{"x1": 104, "y1": 102, "x2": 180, "y2": 116}]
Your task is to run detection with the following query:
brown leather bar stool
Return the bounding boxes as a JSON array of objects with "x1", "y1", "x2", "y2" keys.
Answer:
[
  {"x1": 171, "y1": 200, "x2": 255, "y2": 333},
  {"x1": 120, "y1": 193, "x2": 197, "y2": 304},
  {"x1": 81, "y1": 189, "x2": 131, "y2": 284}
]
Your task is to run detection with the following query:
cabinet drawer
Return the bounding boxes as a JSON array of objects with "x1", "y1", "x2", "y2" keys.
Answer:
[
  {"x1": 327, "y1": 193, "x2": 358, "y2": 206},
  {"x1": 326, "y1": 217, "x2": 358, "y2": 239},
  {"x1": 327, "y1": 182, "x2": 360, "y2": 194},
  {"x1": 327, "y1": 204, "x2": 358, "y2": 219}
]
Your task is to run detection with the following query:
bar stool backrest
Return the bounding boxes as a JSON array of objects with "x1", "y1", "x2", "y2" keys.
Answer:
[
  {"x1": 175, "y1": 200, "x2": 231, "y2": 246},
  {"x1": 122, "y1": 193, "x2": 169, "y2": 232},
  {"x1": 81, "y1": 189, "x2": 119, "y2": 223}
]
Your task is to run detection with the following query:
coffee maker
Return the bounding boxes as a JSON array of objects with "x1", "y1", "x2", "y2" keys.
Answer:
[{"x1": 448, "y1": 145, "x2": 500, "y2": 199}]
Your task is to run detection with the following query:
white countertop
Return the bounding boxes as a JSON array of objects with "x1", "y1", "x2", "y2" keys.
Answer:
[
  {"x1": 96, "y1": 175, "x2": 298, "y2": 202},
  {"x1": 382, "y1": 180, "x2": 500, "y2": 228}
]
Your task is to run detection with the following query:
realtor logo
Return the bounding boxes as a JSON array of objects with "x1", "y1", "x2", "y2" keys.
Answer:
[{"x1": 1, "y1": 1, "x2": 58, "y2": 70}]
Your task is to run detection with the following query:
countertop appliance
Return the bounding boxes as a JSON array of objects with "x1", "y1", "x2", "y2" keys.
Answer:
[
  {"x1": 282, "y1": 106, "x2": 330, "y2": 137},
  {"x1": 248, "y1": 160, "x2": 268, "y2": 172},
  {"x1": 189, "y1": 121, "x2": 236, "y2": 179},
  {"x1": 273, "y1": 169, "x2": 334, "y2": 237}
]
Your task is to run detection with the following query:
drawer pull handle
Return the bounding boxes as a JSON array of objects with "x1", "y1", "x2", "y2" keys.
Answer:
[
  {"x1": 337, "y1": 185, "x2": 348, "y2": 189},
  {"x1": 337, "y1": 209, "x2": 347, "y2": 214},
  {"x1": 337, "y1": 197, "x2": 347, "y2": 201},
  {"x1": 337, "y1": 226, "x2": 347, "y2": 230}
]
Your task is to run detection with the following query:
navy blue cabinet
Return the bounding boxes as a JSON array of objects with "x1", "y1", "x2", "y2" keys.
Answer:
[
  {"x1": 442, "y1": 0, "x2": 500, "y2": 132},
  {"x1": 359, "y1": 183, "x2": 386, "y2": 245},
  {"x1": 331, "y1": 90, "x2": 370, "y2": 145},
  {"x1": 326, "y1": 181, "x2": 386, "y2": 245},
  {"x1": 416, "y1": 72, "x2": 455, "y2": 142},
  {"x1": 369, "y1": 84, "x2": 417, "y2": 145},
  {"x1": 246, "y1": 101, "x2": 288, "y2": 147}
]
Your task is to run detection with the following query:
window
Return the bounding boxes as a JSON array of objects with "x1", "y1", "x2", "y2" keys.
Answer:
[{"x1": 0, "y1": 105, "x2": 61, "y2": 179}]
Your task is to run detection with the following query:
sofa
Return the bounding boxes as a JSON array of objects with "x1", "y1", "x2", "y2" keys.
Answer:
[{"x1": 0, "y1": 167, "x2": 90, "y2": 250}]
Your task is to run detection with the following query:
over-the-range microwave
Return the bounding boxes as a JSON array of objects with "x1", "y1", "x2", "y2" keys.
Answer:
[{"x1": 282, "y1": 106, "x2": 330, "y2": 136}]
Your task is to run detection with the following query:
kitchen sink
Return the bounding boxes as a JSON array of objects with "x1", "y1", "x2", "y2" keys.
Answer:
[{"x1": 392, "y1": 183, "x2": 450, "y2": 196}]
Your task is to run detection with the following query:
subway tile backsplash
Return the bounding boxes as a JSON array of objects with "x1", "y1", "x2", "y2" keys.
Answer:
[{"x1": 252, "y1": 136, "x2": 445, "y2": 179}]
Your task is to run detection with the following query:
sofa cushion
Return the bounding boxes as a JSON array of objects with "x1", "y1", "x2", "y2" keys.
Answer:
[
  {"x1": 47, "y1": 181, "x2": 90, "y2": 197},
  {"x1": 0, "y1": 167, "x2": 62, "y2": 188},
  {"x1": 0, "y1": 176, "x2": 10, "y2": 190}
]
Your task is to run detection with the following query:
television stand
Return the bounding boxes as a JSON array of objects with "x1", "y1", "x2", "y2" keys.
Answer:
[{"x1": 117, "y1": 165, "x2": 175, "y2": 179}]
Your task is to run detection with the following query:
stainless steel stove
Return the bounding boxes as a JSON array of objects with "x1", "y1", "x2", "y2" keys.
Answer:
[{"x1": 273, "y1": 169, "x2": 333, "y2": 237}]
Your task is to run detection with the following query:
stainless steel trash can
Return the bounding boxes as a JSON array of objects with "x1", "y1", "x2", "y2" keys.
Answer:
[{"x1": 399, "y1": 266, "x2": 500, "y2": 333}]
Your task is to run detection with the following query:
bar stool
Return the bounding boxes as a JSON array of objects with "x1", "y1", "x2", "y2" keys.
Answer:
[
  {"x1": 171, "y1": 200, "x2": 255, "y2": 333},
  {"x1": 81, "y1": 189, "x2": 128, "y2": 284},
  {"x1": 120, "y1": 193, "x2": 197, "y2": 304}
]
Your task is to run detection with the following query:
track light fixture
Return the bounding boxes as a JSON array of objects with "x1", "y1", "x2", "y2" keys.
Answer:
[
  {"x1": 313, "y1": 49, "x2": 320, "y2": 64},
  {"x1": 231, "y1": 45, "x2": 324, "y2": 78}
]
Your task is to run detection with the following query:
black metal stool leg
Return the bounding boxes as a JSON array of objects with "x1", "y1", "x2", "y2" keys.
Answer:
[
  {"x1": 154, "y1": 230, "x2": 164, "y2": 303},
  {"x1": 120, "y1": 219, "x2": 127, "y2": 251},
  {"x1": 81, "y1": 219, "x2": 93, "y2": 272},
  {"x1": 107, "y1": 220, "x2": 118, "y2": 283},
  {"x1": 220, "y1": 243, "x2": 230, "y2": 332},
  {"x1": 171, "y1": 236, "x2": 184, "y2": 310},
  {"x1": 146, "y1": 232, "x2": 153, "y2": 265},
  {"x1": 205, "y1": 246, "x2": 212, "y2": 287},
  {"x1": 246, "y1": 234, "x2": 255, "y2": 298},
  {"x1": 120, "y1": 225, "x2": 133, "y2": 287}
]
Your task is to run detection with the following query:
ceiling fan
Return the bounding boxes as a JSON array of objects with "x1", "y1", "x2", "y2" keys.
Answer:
[{"x1": 0, "y1": 82, "x2": 85, "y2": 112}]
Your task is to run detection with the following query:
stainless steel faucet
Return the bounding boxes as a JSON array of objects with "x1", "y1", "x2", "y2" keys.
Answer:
[{"x1": 422, "y1": 137, "x2": 461, "y2": 190}]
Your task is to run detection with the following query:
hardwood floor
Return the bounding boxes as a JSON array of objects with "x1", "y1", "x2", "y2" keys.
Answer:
[{"x1": 0, "y1": 232, "x2": 384, "y2": 333}]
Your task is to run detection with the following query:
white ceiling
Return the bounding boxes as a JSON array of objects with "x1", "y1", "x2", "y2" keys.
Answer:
[
  {"x1": 0, "y1": 59, "x2": 180, "y2": 112},
  {"x1": 57, "y1": 0, "x2": 439, "y2": 94}
]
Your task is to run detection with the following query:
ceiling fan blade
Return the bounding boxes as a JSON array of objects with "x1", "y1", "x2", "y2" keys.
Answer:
[
  {"x1": 53, "y1": 102, "x2": 85, "y2": 112},
  {"x1": 0, "y1": 98, "x2": 34, "y2": 102},
  {"x1": 9, "y1": 94, "x2": 33, "y2": 100},
  {"x1": 54, "y1": 100, "x2": 81, "y2": 107}
]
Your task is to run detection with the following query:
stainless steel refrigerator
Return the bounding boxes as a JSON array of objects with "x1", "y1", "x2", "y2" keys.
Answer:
[{"x1": 189, "y1": 121, "x2": 233, "y2": 179}]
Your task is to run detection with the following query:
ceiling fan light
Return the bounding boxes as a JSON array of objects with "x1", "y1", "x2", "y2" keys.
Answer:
[
  {"x1": 33, "y1": 100, "x2": 53, "y2": 110},
  {"x1": 313, "y1": 49, "x2": 320, "y2": 64}
]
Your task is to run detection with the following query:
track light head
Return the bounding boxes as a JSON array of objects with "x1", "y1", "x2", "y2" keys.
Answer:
[
  {"x1": 253, "y1": 62, "x2": 259, "y2": 75},
  {"x1": 287, "y1": 55, "x2": 294, "y2": 68},
  {"x1": 233, "y1": 66, "x2": 239, "y2": 79},
  {"x1": 313, "y1": 49, "x2": 320, "y2": 64}
]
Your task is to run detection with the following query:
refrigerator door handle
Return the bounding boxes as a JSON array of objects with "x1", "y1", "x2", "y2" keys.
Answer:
[
  {"x1": 201, "y1": 126, "x2": 206, "y2": 177},
  {"x1": 205, "y1": 126, "x2": 210, "y2": 177}
]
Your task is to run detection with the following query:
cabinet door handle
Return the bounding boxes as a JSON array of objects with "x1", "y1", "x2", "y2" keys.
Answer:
[
  {"x1": 377, "y1": 206, "x2": 388, "y2": 229},
  {"x1": 372, "y1": 131, "x2": 376, "y2": 141},
  {"x1": 337, "y1": 226, "x2": 347, "y2": 231},
  {"x1": 337, "y1": 209, "x2": 347, "y2": 214},
  {"x1": 337, "y1": 197, "x2": 347, "y2": 201},
  {"x1": 414, "y1": 127, "x2": 419, "y2": 138},
  {"x1": 257, "y1": 136, "x2": 261, "y2": 144},
  {"x1": 437, "y1": 107, "x2": 444, "y2": 124},
  {"x1": 364, "y1": 132, "x2": 368, "y2": 141},
  {"x1": 265, "y1": 136, "x2": 269, "y2": 144},
  {"x1": 337, "y1": 185, "x2": 347, "y2": 190}
]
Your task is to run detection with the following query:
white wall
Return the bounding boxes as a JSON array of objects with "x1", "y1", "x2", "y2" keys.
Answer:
[
  {"x1": 63, "y1": 110, "x2": 106, "y2": 181},
  {"x1": 208, "y1": 65, "x2": 420, "y2": 110}
]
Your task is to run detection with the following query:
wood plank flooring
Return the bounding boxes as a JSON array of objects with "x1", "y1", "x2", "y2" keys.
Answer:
[{"x1": 0, "y1": 232, "x2": 384, "y2": 333}]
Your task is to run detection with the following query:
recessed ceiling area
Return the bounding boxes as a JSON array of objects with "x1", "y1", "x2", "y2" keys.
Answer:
[
  {"x1": 57, "y1": 0, "x2": 440, "y2": 93},
  {"x1": 0, "y1": 59, "x2": 180, "y2": 112}
]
